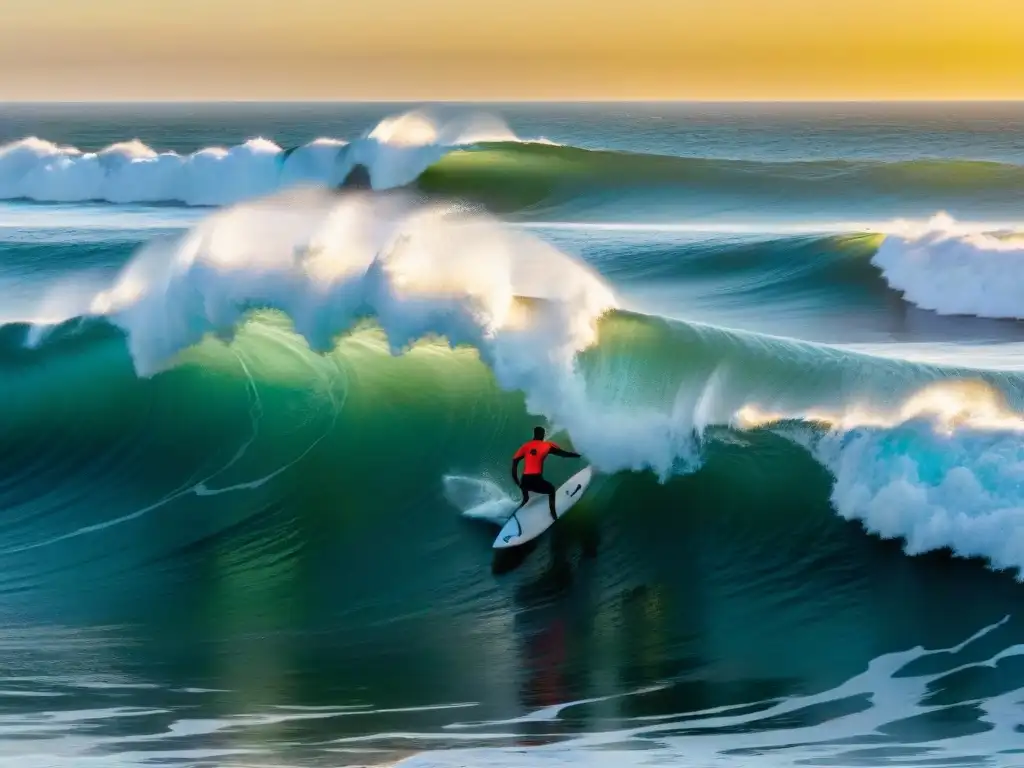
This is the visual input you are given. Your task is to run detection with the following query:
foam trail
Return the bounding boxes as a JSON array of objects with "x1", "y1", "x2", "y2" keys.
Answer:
[
  {"x1": 873, "y1": 212, "x2": 1024, "y2": 319},
  {"x1": 0, "y1": 110, "x2": 534, "y2": 206},
  {"x1": 737, "y1": 379, "x2": 1024, "y2": 578},
  {"x1": 442, "y1": 476, "x2": 516, "y2": 525}
]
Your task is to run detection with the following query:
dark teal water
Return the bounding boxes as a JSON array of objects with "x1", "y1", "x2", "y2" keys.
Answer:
[{"x1": 0, "y1": 103, "x2": 1022, "y2": 768}]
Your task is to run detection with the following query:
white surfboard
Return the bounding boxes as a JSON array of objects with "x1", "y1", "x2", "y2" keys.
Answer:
[{"x1": 493, "y1": 466, "x2": 593, "y2": 550}]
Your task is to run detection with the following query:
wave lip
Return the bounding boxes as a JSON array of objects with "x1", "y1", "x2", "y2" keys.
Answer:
[{"x1": 338, "y1": 110, "x2": 527, "y2": 191}]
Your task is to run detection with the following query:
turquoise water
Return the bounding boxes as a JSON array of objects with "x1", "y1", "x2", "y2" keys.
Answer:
[{"x1": 0, "y1": 103, "x2": 1023, "y2": 768}]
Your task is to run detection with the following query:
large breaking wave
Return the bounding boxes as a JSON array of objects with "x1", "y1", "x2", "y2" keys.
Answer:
[{"x1": 7, "y1": 189, "x2": 1024, "y2": 588}]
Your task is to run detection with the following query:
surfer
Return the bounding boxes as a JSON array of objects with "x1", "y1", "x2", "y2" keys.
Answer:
[{"x1": 511, "y1": 427, "x2": 581, "y2": 521}]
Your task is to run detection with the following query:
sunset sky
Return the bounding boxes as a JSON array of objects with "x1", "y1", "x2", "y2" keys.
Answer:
[{"x1": 1, "y1": 0, "x2": 1022, "y2": 100}]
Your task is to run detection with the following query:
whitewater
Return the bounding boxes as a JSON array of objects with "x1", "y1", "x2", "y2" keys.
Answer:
[
  {"x1": 0, "y1": 110, "x2": 533, "y2": 204},
  {"x1": 1, "y1": 102, "x2": 1024, "y2": 768}
]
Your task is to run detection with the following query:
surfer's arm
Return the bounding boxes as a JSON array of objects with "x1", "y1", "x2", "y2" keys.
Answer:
[
  {"x1": 511, "y1": 455, "x2": 523, "y2": 485},
  {"x1": 550, "y1": 445, "x2": 580, "y2": 459}
]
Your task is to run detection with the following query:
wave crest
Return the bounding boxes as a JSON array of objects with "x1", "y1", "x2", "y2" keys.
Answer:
[
  {"x1": 738, "y1": 379, "x2": 1024, "y2": 579},
  {"x1": 0, "y1": 135, "x2": 299, "y2": 206},
  {"x1": 873, "y1": 213, "x2": 1024, "y2": 319}
]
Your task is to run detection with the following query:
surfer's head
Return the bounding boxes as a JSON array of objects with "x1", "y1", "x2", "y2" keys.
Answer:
[{"x1": 533, "y1": 426, "x2": 546, "y2": 440}]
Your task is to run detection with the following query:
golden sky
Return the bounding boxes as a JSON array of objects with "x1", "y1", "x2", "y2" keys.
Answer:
[{"x1": 1, "y1": 0, "x2": 1022, "y2": 100}]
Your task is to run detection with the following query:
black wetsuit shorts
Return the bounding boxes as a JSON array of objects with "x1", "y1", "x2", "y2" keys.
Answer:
[{"x1": 520, "y1": 474, "x2": 555, "y2": 494}]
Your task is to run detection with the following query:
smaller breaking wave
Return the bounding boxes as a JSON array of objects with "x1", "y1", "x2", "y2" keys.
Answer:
[
  {"x1": 737, "y1": 379, "x2": 1024, "y2": 580},
  {"x1": 873, "y1": 213, "x2": 1024, "y2": 319}
]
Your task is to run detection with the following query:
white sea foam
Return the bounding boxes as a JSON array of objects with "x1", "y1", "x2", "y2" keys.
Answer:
[
  {"x1": 345, "y1": 110, "x2": 521, "y2": 190},
  {"x1": 873, "y1": 212, "x2": 1024, "y2": 319},
  {"x1": 1, "y1": 617, "x2": 1018, "y2": 766},
  {"x1": 0, "y1": 136, "x2": 291, "y2": 206},
  {"x1": 382, "y1": 616, "x2": 1023, "y2": 767},
  {"x1": 0, "y1": 110, "x2": 539, "y2": 206},
  {"x1": 441, "y1": 476, "x2": 516, "y2": 525},
  {"x1": 737, "y1": 379, "x2": 1024, "y2": 579}
]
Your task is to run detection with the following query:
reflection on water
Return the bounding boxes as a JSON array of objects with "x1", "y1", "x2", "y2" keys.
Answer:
[{"x1": 2, "y1": 473, "x2": 1022, "y2": 767}]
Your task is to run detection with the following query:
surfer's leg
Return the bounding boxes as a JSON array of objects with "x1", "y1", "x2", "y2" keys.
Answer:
[
  {"x1": 507, "y1": 484, "x2": 530, "y2": 537},
  {"x1": 516, "y1": 486, "x2": 530, "y2": 510},
  {"x1": 514, "y1": 475, "x2": 535, "y2": 511},
  {"x1": 537, "y1": 478, "x2": 557, "y2": 520}
]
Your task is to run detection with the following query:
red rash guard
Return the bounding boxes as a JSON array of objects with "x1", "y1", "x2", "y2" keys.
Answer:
[{"x1": 514, "y1": 440, "x2": 560, "y2": 476}]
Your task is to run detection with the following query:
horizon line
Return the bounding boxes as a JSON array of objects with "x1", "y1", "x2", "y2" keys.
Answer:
[{"x1": 2, "y1": 97, "x2": 1023, "y2": 105}]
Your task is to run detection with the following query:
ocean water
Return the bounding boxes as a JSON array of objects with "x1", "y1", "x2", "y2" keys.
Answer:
[{"x1": 1, "y1": 102, "x2": 1024, "y2": 767}]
